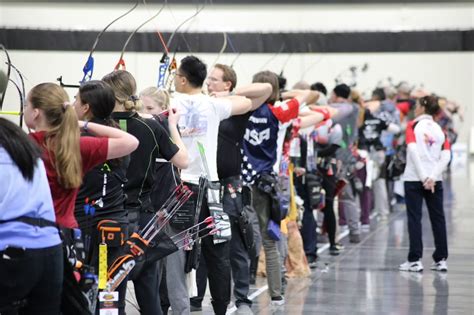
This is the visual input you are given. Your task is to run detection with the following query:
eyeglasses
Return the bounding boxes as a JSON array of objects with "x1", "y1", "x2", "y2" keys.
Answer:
[
  {"x1": 207, "y1": 76, "x2": 222, "y2": 83},
  {"x1": 175, "y1": 72, "x2": 186, "y2": 78}
]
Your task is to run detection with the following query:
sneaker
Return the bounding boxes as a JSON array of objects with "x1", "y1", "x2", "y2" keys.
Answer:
[
  {"x1": 329, "y1": 246, "x2": 340, "y2": 256},
  {"x1": 431, "y1": 259, "x2": 448, "y2": 272},
  {"x1": 270, "y1": 296, "x2": 285, "y2": 306},
  {"x1": 236, "y1": 304, "x2": 253, "y2": 315},
  {"x1": 361, "y1": 224, "x2": 370, "y2": 232},
  {"x1": 349, "y1": 234, "x2": 361, "y2": 243},
  {"x1": 399, "y1": 260, "x2": 424, "y2": 272},
  {"x1": 307, "y1": 255, "x2": 318, "y2": 269},
  {"x1": 335, "y1": 242, "x2": 345, "y2": 250}
]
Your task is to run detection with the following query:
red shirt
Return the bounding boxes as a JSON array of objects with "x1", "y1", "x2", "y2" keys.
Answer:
[{"x1": 30, "y1": 131, "x2": 108, "y2": 228}]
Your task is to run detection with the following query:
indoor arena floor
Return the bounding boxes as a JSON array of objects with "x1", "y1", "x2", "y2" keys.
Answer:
[{"x1": 126, "y1": 160, "x2": 474, "y2": 315}]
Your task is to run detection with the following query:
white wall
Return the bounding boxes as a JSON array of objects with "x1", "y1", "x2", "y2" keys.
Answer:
[
  {"x1": 2, "y1": 50, "x2": 472, "y2": 144},
  {"x1": 1, "y1": 2, "x2": 472, "y2": 147},
  {"x1": 1, "y1": 3, "x2": 473, "y2": 32}
]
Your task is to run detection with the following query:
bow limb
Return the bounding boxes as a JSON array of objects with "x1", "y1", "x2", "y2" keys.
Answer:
[
  {"x1": 115, "y1": 0, "x2": 167, "y2": 71},
  {"x1": 81, "y1": 0, "x2": 140, "y2": 81}
]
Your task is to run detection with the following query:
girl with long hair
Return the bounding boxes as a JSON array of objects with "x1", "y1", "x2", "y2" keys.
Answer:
[
  {"x1": 102, "y1": 70, "x2": 188, "y2": 315},
  {"x1": 24, "y1": 82, "x2": 139, "y2": 229}
]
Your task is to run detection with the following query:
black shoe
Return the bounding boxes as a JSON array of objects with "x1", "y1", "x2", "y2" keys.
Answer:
[
  {"x1": 190, "y1": 304, "x2": 202, "y2": 312},
  {"x1": 329, "y1": 246, "x2": 340, "y2": 256},
  {"x1": 307, "y1": 255, "x2": 318, "y2": 268}
]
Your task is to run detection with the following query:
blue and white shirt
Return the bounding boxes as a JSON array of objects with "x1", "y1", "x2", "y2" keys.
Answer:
[{"x1": 241, "y1": 99, "x2": 300, "y2": 184}]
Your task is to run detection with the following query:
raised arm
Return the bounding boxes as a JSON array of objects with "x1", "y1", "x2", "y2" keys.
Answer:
[
  {"x1": 299, "y1": 111, "x2": 325, "y2": 129},
  {"x1": 212, "y1": 83, "x2": 272, "y2": 111},
  {"x1": 79, "y1": 121, "x2": 139, "y2": 160},
  {"x1": 222, "y1": 95, "x2": 253, "y2": 116},
  {"x1": 282, "y1": 89, "x2": 319, "y2": 106},
  {"x1": 234, "y1": 83, "x2": 272, "y2": 110},
  {"x1": 386, "y1": 123, "x2": 401, "y2": 134}
]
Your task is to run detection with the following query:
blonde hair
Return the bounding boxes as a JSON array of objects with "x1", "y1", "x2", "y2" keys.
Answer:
[
  {"x1": 28, "y1": 83, "x2": 82, "y2": 189},
  {"x1": 102, "y1": 70, "x2": 142, "y2": 112},
  {"x1": 139, "y1": 86, "x2": 170, "y2": 111}
]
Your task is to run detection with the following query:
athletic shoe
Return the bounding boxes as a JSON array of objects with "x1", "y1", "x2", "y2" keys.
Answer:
[
  {"x1": 430, "y1": 259, "x2": 448, "y2": 272},
  {"x1": 307, "y1": 255, "x2": 318, "y2": 269},
  {"x1": 361, "y1": 224, "x2": 370, "y2": 232},
  {"x1": 329, "y1": 246, "x2": 340, "y2": 256},
  {"x1": 270, "y1": 296, "x2": 285, "y2": 306},
  {"x1": 399, "y1": 260, "x2": 424, "y2": 272}
]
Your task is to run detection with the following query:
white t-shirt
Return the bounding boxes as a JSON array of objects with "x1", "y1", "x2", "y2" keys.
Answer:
[{"x1": 171, "y1": 93, "x2": 232, "y2": 184}]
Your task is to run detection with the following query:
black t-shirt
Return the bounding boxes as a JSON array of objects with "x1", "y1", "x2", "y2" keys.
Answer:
[
  {"x1": 358, "y1": 109, "x2": 389, "y2": 151},
  {"x1": 150, "y1": 114, "x2": 181, "y2": 209},
  {"x1": 75, "y1": 133, "x2": 129, "y2": 230},
  {"x1": 112, "y1": 111, "x2": 179, "y2": 211},
  {"x1": 217, "y1": 112, "x2": 252, "y2": 179}
]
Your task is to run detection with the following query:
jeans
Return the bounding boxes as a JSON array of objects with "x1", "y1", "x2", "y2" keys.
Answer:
[
  {"x1": 161, "y1": 249, "x2": 189, "y2": 315},
  {"x1": 0, "y1": 244, "x2": 63, "y2": 315},
  {"x1": 252, "y1": 185, "x2": 282, "y2": 298},
  {"x1": 339, "y1": 182, "x2": 361, "y2": 235},
  {"x1": 404, "y1": 181, "x2": 448, "y2": 263}
]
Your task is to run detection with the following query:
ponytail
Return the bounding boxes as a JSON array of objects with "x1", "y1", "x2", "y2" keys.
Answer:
[
  {"x1": 419, "y1": 95, "x2": 440, "y2": 116},
  {"x1": 102, "y1": 70, "x2": 142, "y2": 112},
  {"x1": 54, "y1": 105, "x2": 82, "y2": 188},
  {"x1": 29, "y1": 83, "x2": 82, "y2": 189}
]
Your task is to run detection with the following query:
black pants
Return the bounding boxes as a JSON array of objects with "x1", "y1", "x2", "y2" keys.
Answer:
[
  {"x1": 295, "y1": 177, "x2": 318, "y2": 259},
  {"x1": 199, "y1": 193, "x2": 231, "y2": 315},
  {"x1": 190, "y1": 254, "x2": 208, "y2": 307},
  {"x1": 221, "y1": 176, "x2": 252, "y2": 307},
  {"x1": 131, "y1": 211, "x2": 162, "y2": 315},
  {"x1": 404, "y1": 181, "x2": 448, "y2": 263},
  {"x1": 0, "y1": 244, "x2": 63, "y2": 315},
  {"x1": 322, "y1": 173, "x2": 337, "y2": 247}
]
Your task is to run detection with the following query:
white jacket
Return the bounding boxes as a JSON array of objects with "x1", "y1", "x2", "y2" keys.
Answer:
[{"x1": 402, "y1": 115, "x2": 451, "y2": 182}]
